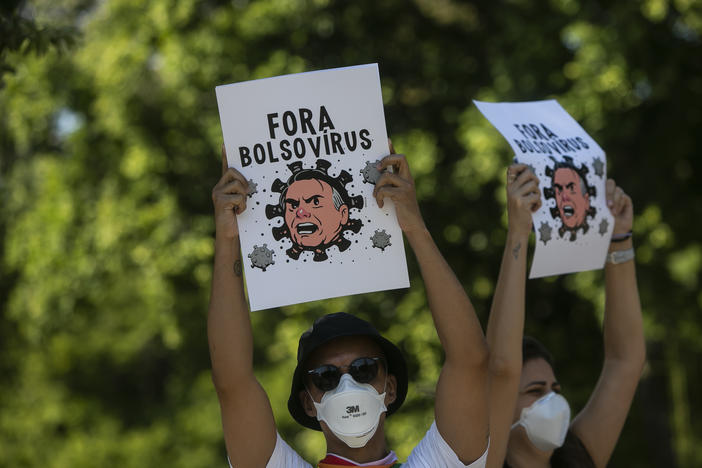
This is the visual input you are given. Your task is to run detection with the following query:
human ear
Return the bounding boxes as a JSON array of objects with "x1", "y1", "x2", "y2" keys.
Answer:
[
  {"x1": 385, "y1": 374, "x2": 397, "y2": 406},
  {"x1": 340, "y1": 205, "x2": 349, "y2": 224},
  {"x1": 301, "y1": 390, "x2": 317, "y2": 418}
]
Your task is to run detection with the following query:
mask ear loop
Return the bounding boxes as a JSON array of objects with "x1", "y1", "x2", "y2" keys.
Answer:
[
  {"x1": 377, "y1": 356, "x2": 388, "y2": 395},
  {"x1": 303, "y1": 373, "x2": 325, "y2": 410},
  {"x1": 377, "y1": 362, "x2": 389, "y2": 407},
  {"x1": 305, "y1": 383, "x2": 328, "y2": 424},
  {"x1": 305, "y1": 387, "x2": 317, "y2": 404}
]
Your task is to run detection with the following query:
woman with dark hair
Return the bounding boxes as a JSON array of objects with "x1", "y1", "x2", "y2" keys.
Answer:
[{"x1": 484, "y1": 163, "x2": 646, "y2": 468}]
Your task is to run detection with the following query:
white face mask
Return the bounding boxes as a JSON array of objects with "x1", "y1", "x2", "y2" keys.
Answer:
[
  {"x1": 311, "y1": 373, "x2": 387, "y2": 448},
  {"x1": 511, "y1": 392, "x2": 571, "y2": 452}
]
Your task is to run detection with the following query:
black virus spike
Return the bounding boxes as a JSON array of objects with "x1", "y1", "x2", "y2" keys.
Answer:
[
  {"x1": 286, "y1": 246, "x2": 302, "y2": 260},
  {"x1": 337, "y1": 170, "x2": 352, "y2": 186},
  {"x1": 337, "y1": 237, "x2": 351, "y2": 252},
  {"x1": 288, "y1": 161, "x2": 303, "y2": 174},
  {"x1": 271, "y1": 178, "x2": 287, "y2": 194},
  {"x1": 272, "y1": 225, "x2": 289, "y2": 241},
  {"x1": 313, "y1": 250, "x2": 328, "y2": 262},
  {"x1": 315, "y1": 159, "x2": 331, "y2": 173},
  {"x1": 265, "y1": 204, "x2": 284, "y2": 219},
  {"x1": 345, "y1": 218, "x2": 363, "y2": 234},
  {"x1": 349, "y1": 195, "x2": 364, "y2": 210}
]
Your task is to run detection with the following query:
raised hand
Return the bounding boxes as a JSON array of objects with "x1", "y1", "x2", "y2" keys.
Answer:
[
  {"x1": 506, "y1": 163, "x2": 541, "y2": 238},
  {"x1": 606, "y1": 179, "x2": 633, "y2": 236},
  {"x1": 212, "y1": 145, "x2": 250, "y2": 239},
  {"x1": 373, "y1": 141, "x2": 426, "y2": 235}
]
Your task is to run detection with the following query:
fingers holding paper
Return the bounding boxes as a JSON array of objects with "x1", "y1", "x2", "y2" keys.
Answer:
[
  {"x1": 506, "y1": 163, "x2": 542, "y2": 237},
  {"x1": 213, "y1": 145, "x2": 250, "y2": 239},
  {"x1": 374, "y1": 150, "x2": 426, "y2": 235},
  {"x1": 606, "y1": 179, "x2": 633, "y2": 235}
]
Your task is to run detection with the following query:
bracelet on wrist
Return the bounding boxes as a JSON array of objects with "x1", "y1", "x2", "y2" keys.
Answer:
[
  {"x1": 606, "y1": 247, "x2": 635, "y2": 264},
  {"x1": 611, "y1": 231, "x2": 633, "y2": 243}
]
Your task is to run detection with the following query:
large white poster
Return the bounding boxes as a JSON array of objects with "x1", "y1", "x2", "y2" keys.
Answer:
[
  {"x1": 474, "y1": 100, "x2": 614, "y2": 278},
  {"x1": 216, "y1": 64, "x2": 409, "y2": 310}
]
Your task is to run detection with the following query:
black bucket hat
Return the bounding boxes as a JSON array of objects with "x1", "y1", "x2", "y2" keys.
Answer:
[{"x1": 287, "y1": 312, "x2": 408, "y2": 431}]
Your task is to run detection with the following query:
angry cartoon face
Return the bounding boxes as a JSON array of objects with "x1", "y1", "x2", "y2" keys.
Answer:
[
  {"x1": 543, "y1": 156, "x2": 597, "y2": 241},
  {"x1": 265, "y1": 159, "x2": 364, "y2": 261},
  {"x1": 553, "y1": 167, "x2": 590, "y2": 230},
  {"x1": 284, "y1": 179, "x2": 349, "y2": 248}
]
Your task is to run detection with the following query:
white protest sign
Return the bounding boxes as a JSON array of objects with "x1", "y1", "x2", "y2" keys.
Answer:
[
  {"x1": 474, "y1": 100, "x2": 614, "y2": 278},
  {"x1": 216, "y1": 64, "x2": 409, "y2": 310}
]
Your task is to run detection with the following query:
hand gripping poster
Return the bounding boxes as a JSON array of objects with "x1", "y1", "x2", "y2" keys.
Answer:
[
  {"x1": 474, "y1": 99, "x2": 614, "y2": 278},
  {"x1": 216, "y1": 64, "x2": 410, "y2": 310}
]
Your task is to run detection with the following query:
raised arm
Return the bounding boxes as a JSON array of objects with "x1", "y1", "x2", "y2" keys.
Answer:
[
  {"x1": 485, "y1": 164, "x2": 542, "y2": 468},
  {"x1": 571, "y1": 180, "x2": 646, "y2": 468},
  {"x1": 208, "y1": 147, "x2": 277, "y2": 466},
  {"x1": 374, "y1": 145, "x2": 489, "y2": 464}
]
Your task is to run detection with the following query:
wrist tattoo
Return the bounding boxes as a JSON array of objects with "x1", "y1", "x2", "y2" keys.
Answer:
[
  {"x1": 233, "y1": 259, "x2": 242, "y2": 277},
  {"x1": 512, "y1": 242, "x2": 521, "y2": 260}
]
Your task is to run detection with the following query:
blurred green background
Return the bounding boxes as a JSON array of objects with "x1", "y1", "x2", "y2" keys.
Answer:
[{"x1": 1, "y1": 0, "x2": 701, "y2": 466}]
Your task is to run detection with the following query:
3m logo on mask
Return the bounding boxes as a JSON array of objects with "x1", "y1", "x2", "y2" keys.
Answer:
[{"x1": 312, "y1": 373, "x2": 388, "y2": 448}]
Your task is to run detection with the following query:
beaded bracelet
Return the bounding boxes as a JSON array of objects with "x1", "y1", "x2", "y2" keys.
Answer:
[{"x1": 611, "y1": 231, "x2": 633, "y2": 243}]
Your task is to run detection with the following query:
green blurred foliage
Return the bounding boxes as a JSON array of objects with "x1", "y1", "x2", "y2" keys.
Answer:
[
  {"x1": 1, "y1": 0, "x2": 701, "y2": 466},
  {"x1": 0, "y1": 0, "x2": 77, "y2": 82}
]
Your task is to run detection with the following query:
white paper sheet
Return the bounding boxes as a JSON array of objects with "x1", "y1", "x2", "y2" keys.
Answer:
[
  {"x1": 474, "y1": 99, "x2": 614, "y2": 278},
  {"x1": 216, "y1": 64, "x2": 409, "y2": 310}
]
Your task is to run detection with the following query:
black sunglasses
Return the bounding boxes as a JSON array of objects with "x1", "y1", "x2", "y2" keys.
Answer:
[{"x1": 306, "y1": 357, "x2": 385, "y2": 392}]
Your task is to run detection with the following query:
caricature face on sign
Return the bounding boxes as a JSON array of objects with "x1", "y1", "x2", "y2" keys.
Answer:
[
  {"x1": 553, "y1": 168, "x2": 589, "y2": 228},
  {"x1": 266, "y1": 159, "x2": 364, "y2": 262},
  {"x1": 284, "y1": 178, "x2": 349, "y2": 247},
  {"x1": 543, "y1": 156, "x2": 597, "y2": 241}
]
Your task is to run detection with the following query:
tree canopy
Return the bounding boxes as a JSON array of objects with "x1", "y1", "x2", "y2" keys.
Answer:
[{"x1": 1, "y1": 0, "x2": 701, "y2": 466}]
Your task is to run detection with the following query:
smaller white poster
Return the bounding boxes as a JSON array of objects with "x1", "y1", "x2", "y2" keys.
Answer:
[
  {"x1": 216, "y1": 64, "x2": 410, "y2": 310},
  {"x1": 474, "y1": 99, "x2": 614, "y2": 278}
]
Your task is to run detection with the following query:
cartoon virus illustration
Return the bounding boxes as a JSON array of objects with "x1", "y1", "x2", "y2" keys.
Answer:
[
  {"x1": 370, "y1": 229, "x2": 392, "y2": 251},
  {"x1": 361, "y1": 160, "x2": 383, "y2": 185},
  {"x1": 247, "y1": 179, "x2": 258, "y2": 197},
  {"x1": 598, "y1": 218, "x2": 609, "y2": 236},
  {"x1": 592, "y1": 158, "x2": 605, "y2": 178},
  {"x1": 538, "y1": 222, "x2": 553, "y2": 245},
  {"x1": 543, "y1": 155, "x2": 597, "y2": 242},
  {"x1": 248, "y1": 244, "x2": 275, "y2": 271},
  {"x1": 265, "y1": 159, "x2": 364, "y2": 262}
]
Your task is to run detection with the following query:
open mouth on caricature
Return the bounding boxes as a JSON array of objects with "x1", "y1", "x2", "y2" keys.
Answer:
[
  {"x1": 563, "y1": 206, "x2": 574, "y2": 218},
  {"x1": 296, "y1": 223, "x2": 319, "y2": 235}
]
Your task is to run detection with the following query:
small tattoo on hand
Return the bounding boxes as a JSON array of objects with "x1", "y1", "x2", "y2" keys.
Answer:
[
  {"x1": 233, "y1": 259, "x2": 242, "y2": 276},
  {"x1": 512, "y1": 242, "x2": 521, "y2": 260}
]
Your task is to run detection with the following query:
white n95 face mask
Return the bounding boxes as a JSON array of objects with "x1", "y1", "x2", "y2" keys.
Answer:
[
  {"x1": 511, "y1": 391, "x2": 571, "y2": 452},
  {"x1": 312, "y1": 373, "x2": 387, "y2": 448}
]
